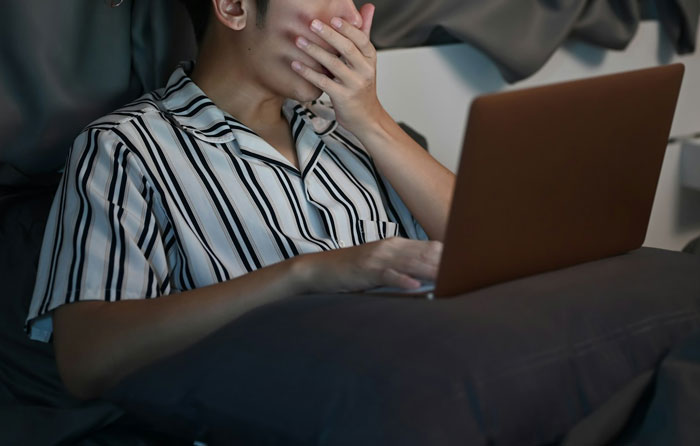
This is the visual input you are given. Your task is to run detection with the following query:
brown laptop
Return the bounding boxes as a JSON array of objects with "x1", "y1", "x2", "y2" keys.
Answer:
[{"x1": 368, "y1": 63, "x2": 685, "y2": 299}]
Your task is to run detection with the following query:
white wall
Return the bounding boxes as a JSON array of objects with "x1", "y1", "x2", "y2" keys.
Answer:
[{"x1": 375, "y1": 21, "x2": 700, "y2": 251}]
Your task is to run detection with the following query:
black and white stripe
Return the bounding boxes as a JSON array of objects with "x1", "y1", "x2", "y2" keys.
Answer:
[{"x1": 25, "y1": 62, "x2": 428, "y2": 342}]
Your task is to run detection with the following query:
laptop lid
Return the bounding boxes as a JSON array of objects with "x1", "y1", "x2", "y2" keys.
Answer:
[{"x1": 434, "y1": 64, "x2": 685, "y2": 297}]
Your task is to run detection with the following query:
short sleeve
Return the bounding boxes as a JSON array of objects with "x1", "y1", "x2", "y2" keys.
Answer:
[{"x1": 26, "y1": 128, "x2": 171, "y2": 342}]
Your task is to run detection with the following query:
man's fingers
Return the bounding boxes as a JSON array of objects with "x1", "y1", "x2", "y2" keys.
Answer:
[
  {"x1": 295, "y1": 36, "x2": 353, "y2": 81},
  {"x1": 424, "y1": 240, "x2": 443, "y2": 265},
  {"x1": 311, "y1": 18, "x2": 374, "y2": 64},
  {"x1": 291, "y1": 60, "x2": 343, "y2": 94},
  {"x1": 359, "y1": 3, "x2": 375, "y2": 37},
  {"x1": 381, "y1": 238, "x2": 442, "y2": 281},
  {"x1": 400, "y1": 255, "x2": 439, "y2": 281},
  {"x1": 381, "y1": 268, "x2": 421, "y2": 290}
]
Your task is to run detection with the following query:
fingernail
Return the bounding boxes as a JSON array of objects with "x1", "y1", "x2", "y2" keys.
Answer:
[
  {"x1": 296, "y1": 36, "x2": 309, "y2": 48},
  {"x1": 311, "y1": 20, "x2": 323, "y2": 32},
  {"x1": 331, "y1": 17, "x2": 342, "y2": 29},
  {"x1": 291, "y1": 61, "x2": 302, "y2": 72}
]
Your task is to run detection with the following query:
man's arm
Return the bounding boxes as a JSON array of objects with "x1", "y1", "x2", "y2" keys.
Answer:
[
  {"x1": 353, "y1": 112, "x2": 455, "y2": 241},
  {"x1": 53, "y1": 256, "x2": 307, "y2": 400},
  {"x1": 290, "y1": 8, "x2": 455, "y2": 241},
  {"x1": 53, "y1": 237, "x2": 442, "y2": 400}
]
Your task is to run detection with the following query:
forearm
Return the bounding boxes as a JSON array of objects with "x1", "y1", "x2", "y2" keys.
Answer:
[
  {"x1": 286, "y1": 10, "x2": 454, "y2": 239},
  {"x1": 54, "y1": 255, "x2": 311, "y2": 400},
  {"x1": 355, "y1": 109, "x2": 455, "y2": 241}
]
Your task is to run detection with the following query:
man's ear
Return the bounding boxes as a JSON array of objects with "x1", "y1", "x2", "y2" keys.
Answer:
[{"x1": 211, "y1": 0, "x2": 249, "y2": 31}]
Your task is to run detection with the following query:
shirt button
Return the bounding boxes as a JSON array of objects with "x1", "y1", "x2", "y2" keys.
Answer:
[{"x1": 339, "y1": 241, "x2": 346, "y2": 248}]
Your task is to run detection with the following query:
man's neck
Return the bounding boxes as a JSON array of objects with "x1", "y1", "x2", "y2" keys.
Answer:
[{"x1": 190, "y1": 40, "x2": 287, "y2": 134}]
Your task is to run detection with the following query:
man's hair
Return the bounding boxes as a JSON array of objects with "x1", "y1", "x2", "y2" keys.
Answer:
[{"x1": 181, "y1": 0, "x2": 270, "y2": 45}]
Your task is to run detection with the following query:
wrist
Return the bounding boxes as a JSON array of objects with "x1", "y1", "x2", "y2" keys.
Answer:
[
  {"x1": 352, "y1": 107, "x2": 397, "y2": 151},
  {"x1": 288, "y1": 253, "x2": 320, "y2": 294},
  {"x1": 343, "y1": 101, "x2": 388, "y2": 137}
]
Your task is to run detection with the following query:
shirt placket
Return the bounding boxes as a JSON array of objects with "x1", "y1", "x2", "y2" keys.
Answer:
[{"x1": 295, "y1": 127, "x2": 349, "y2": 249}]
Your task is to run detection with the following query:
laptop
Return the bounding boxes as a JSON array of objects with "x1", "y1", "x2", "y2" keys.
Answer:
[{"x1": 367, "y1": 63, "x2": 685, "y2": 299}]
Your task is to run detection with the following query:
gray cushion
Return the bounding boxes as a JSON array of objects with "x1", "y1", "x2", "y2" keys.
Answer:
[
  {"x1": 0, "y1": 1, "x2": 196, "y2": 185},
  {"x1": 564, "y1": 329, "x2": 700, "y2": 445},
  {"x1": 0, "y1": 184, "x2": 189, "y2": 445},
  {"x1": 105, "y1": 247, "x2": 700, "y2": 445}
]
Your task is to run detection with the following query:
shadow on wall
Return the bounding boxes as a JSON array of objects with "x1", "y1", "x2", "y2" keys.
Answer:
[
  {"x1": 683, "y1": 232, "x2": 700, "y2": 253},
  {"x1": 657, "y1": 20, "x2": 677, "y2": 64},
  {"x1": 563, "y1": 40, "x2": 607, "y2": 68},
  {"x1": 677, "y1": 141, "x2": 700, "y2": 237},
  {"x1": 676, "y1": 187, "x2": 700, "y2": 233},
  {"x1": 432, "y1": 42, "x2": 506, "y2": 93}
]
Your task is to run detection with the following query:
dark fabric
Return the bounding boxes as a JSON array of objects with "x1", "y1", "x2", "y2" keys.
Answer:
[
  {"x1": 0, "y1": 0, "x2": 196, "y2": 185},
  {"x1": 106, "y1": 248, "x2": 700, "y2": 445},
  {"x1": 563, "y1": 369, "x2": 656, "y2": 446},
  {"x1": 363, "y1": 0, "x2": 700, "y2": 82},
  {"x1": 564, "y1": 330, "x2": 700, "y2": 445},
  {"x1": 618, "y1": 329, "x2": 700, "y2": 445},
  {"x1": 3, "y1": 1, "x2": 698, "y2": 182},
  {"x1": 683, "y1": 235, "x2": 700, "y2": 254},
  {"x1": 0, "y1": 184, "x2": 189, "y2": 445},
  {"x1": 656, "y1": 0, "x2": 700, "y2": 53}
]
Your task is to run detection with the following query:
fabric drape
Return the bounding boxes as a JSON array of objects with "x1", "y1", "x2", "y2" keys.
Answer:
[{"x1": 363, "y1": 0, "x2": 699, "y2": 82}]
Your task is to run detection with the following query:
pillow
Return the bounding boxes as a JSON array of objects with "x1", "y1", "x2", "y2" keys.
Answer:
[
  {"x1": 0, "y1": 184, "x2": 187, "y2": 445},
  {"x1": 105, "y1": 247, "x2": 700, "y2": 445},
  {"x1": 683, "y1": 235, "x2": 700, "y2": 255},
  {"x1": 563, "y1": 328, "x2": 700, "y2": 445}
]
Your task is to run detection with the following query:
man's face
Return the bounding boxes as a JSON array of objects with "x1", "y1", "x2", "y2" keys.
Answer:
[{"x1": 243, "y1": 0, "x2": 363, "y2": 102}]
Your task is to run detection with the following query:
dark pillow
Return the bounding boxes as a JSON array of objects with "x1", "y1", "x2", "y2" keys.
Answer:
[
  {"x1": 683, "y1": 235, "x2": 700, "y2": 255},
  {"x1": 105, "y1": 247, "x2": 700, "y2": 445},
  {"x1": 0, "y1": 183, "x2": 188, "y2": 445},
  {"x1": 563, "y1": 328, "x2": 700, "y2": 445}
]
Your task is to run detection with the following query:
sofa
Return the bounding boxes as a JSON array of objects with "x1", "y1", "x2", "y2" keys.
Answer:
[{"x1": 2, "y1": 2, "x2": 700, "y2": 445}]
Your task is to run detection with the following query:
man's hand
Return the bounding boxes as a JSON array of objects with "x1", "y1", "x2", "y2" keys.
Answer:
[
  {"x1": 291, "y1": 3, "x2": 382, "y2": 136},
  {"x1": 295, "y1": 237, "x2": 443, "y2": 294},
  {"x1": 289, "y1": 3, "x2": 456, "y2": 242}
]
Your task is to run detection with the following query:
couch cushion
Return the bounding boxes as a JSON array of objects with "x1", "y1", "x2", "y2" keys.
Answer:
[{"x1": 0, "y1": 184, "x2": 189, "y2": 445}]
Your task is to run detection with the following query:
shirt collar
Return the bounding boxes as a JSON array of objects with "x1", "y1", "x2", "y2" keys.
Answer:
[
  {"x1": 159, "y1": 62, "x2": 339, "y2": 173},
  {"x1": 157, "y1": 62, "x2": 233, "y2": 144}
]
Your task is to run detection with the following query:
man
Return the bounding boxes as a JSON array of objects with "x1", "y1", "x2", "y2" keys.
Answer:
[{"x1": 25, "y1": 0, "x2": 455, "y2": 400}]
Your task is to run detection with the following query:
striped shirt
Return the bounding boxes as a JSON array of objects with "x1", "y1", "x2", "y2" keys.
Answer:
[{"x1": 26, "y1": 62, "x2": 428, "y2": 342}]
